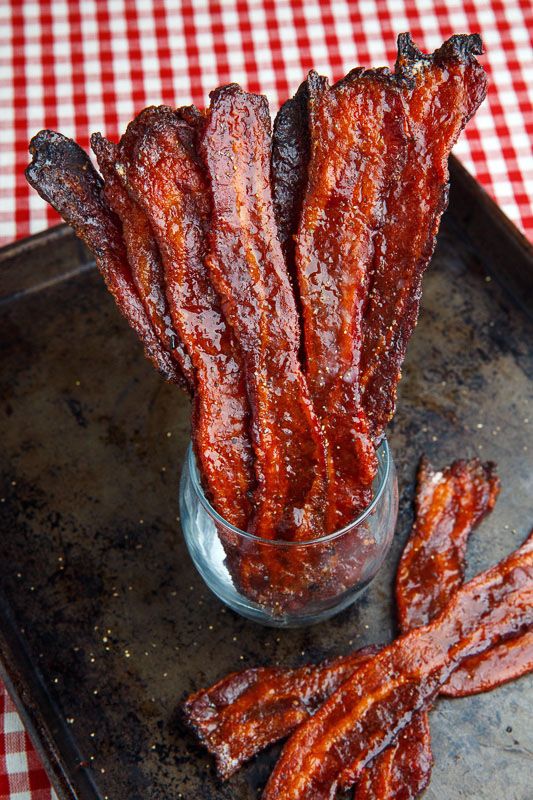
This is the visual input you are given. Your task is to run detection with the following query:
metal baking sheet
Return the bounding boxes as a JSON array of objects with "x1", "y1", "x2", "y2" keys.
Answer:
[{"x1": 0, "y1": 158, "x2": 532, "y2": 799}]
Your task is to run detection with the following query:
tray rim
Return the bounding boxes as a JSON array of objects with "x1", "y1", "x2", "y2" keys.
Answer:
[{"x1": 0, "y1": 157, "x2": 532, "y2": 800}]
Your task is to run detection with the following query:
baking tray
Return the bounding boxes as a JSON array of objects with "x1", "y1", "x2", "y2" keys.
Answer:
[{"x1": 0, "y1": 157, "x2": 532, "y2": 800}]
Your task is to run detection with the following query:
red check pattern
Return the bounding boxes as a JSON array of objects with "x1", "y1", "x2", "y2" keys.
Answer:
[
  {"x1": 0, "y1": 0, "x2": 531, "y2": 795},
  {"x1": 0, "y1": 692, "x2": 55, "y2": 800},
  {"x1": 0, "y1": 0, "x2": 532, "y2": 246}
]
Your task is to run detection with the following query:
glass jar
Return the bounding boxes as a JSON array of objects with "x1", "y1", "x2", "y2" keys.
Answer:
[{"x1": 179, "y1": 439, "x2": 398, "y2": 628}]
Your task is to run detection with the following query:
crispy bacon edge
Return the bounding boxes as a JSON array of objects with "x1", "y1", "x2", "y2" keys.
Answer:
[{"x1": 25, "y1": 130, "x2": 184, "y2": 385}]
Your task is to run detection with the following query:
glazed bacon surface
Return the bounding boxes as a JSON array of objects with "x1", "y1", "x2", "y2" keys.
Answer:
[
  {"x1": 443, "y1": 629, "x2": 533, "y2": 697},
  {"x1": 396, "y1": 457, "x2": 500, "y2": 630},
  {"x1": 183, "y1": 647, "x2": 378, "y2": 780},
  {"x1": 359, "y1": 34, "x2": 487, "y2": 437},
  {"x1": 201, "y1": 85, "x2": 327, "y2": 541},
  {"x1": 116, "y1": 107, "x2": 254, "y2": 530},
  {"x1": 263, "y1": 532, "x2": 533, "y2": 800},
  {"x1": 273, "y1": 34, "x2": 488, "y2": 446},
  {"x1": 292, "y1": 70, "x2": 392, "y2": 530},
  {"x1": 91, "y1": 133, "x2": 194, "y2": 391},
  {"x1": 25, "y1": 131, "x2": 183, "y2": 386}
]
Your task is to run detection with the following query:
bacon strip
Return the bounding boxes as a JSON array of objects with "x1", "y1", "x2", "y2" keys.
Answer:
[
  {"x1": 183, "y1": 647, "x2": 378, "y2": 780},
  {"x1": 293, "y1": 68, "x2": 410, "y2": 530},
  {"x1": 263, "y1": 532, "x2": 533, "y2": 800},
  {"x1": 25, "y1": 130, "x2": 183, "y2": 384},
  {"x1": 90, "y1": 133, "x2": 194, "y2": 391},
  {"x1": 443, "y1": 630, "x2": 533, "y2": 698},
  {"x1": 271, "y1": 78, "x2": 314, "y2": 283},
  {"x1": 396, "y1": 457, "x2": 500, "y2": 630},
  {"x1": 115, "y1": 107, "x2": 254, "y2": 529},
  {"x1": 355, "y1": 456, "x2": 500, "y2": 800},
  {"x1": 360, "y1": 34, "x2": 488, "y2": 437},
  {"x1": 200, "y1": 85, "x2": 327, "y2": 540}
]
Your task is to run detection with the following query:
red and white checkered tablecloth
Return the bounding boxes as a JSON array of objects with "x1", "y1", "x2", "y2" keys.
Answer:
[{"x1": 0, "y1": 0, "x2": 532, "y2": 795}]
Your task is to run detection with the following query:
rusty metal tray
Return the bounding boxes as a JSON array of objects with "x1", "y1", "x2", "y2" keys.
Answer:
[{"x1": 0, "y1": 157, "x2": 532, "y2": 800}]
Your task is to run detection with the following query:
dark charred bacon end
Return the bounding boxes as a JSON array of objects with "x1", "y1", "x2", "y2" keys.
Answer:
[{"x1": 25, "y1": 130, "x2": 182, "y2": 384}]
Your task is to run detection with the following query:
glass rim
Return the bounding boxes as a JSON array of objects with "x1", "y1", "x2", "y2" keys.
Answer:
[{"x1": 186, "y1": 437, "x2": 392, "y2": 547}]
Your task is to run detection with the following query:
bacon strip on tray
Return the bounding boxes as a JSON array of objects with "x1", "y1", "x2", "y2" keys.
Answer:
[
  {"x1": 183, "y1": 647, "x2": 379, "y2": 780},
  {"x1": 200, "y1": 85, "x2": 327, "y2": 541},
  {"x1": 115, "y1": 107, "x2": 254, "y2": 530},
  {"x1": 25, "y1": 131, "x2": 184, "y2": 386},
  {"x1": 355, "y1": 456, "x2": 500, "y2": 800},
  {"x1": 263, "y1": 531, "x2": 533, "y2": 800}
]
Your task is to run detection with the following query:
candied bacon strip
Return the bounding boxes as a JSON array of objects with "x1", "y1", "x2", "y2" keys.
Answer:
[
  {"x1": 25, "y1": 130, "x2": 182, "y2": 385},
  {"x1": 360, "y1": 34, "x2": 488, "y2": 437},
  {"x1": 354, "y1": 718, "x2": 433, "y2": 800},
  {"x1": 271, "y1": 78, "x2": 315, "y2": 284},
  {"x1": 263, "y1": 532, "x2": 533, "y2": 799},
  {"x1": 183, "y1": 647, "x2": 378, "y2": 780},
  {"x1": 293, "y1": 68, "x2": 411, "y2": 530},
  {"x1": 201, "y1": 85, "x2": 327, "y2": 540},
  {"x1": 443, "y1": 629, "x2": 533, "y2": 698},
  {"x1": 116, "y1": 107, "x2": 254, "y2": 529},
  {"x1": 90, "y1": 133, "x2": 194, "y2": 391},
  {"x1": 355, "y1": 456, "x2": 500, "y2": 800},
  {"x1": 397, "y1": 457, "x2": 500, "y2": 630}
]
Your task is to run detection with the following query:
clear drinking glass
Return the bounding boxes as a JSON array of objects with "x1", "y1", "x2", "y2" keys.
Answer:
[{"x1": 179, "y1": 439, "x2": 398, "y2": 628}]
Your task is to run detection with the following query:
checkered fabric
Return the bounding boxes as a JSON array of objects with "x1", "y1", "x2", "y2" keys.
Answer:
[
  {"x1": 0, "y1": 691, "x2": 56, "y2": 800},
  {"x1": 0, "y1": 0, "x2": 532, "y2": 795},
  {"x1": 1, "y1": 0, "x2": 532, "y2": 246}
]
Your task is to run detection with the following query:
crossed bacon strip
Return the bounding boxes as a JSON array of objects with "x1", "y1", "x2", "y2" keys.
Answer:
[{"x1": 183, "y1": 458, "x2": 533, "y2": 798}]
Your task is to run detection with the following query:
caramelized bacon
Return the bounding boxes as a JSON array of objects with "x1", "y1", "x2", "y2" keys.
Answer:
[
  {"x1": 354, "y1": 716, "x2": 433, "y2": 800},
  {"x1": 397, "y1": 457, "x2": 500, "y2": 629},
  {"x1": 116, "y1": 107, "x2": 254, "y2": 529},
  {"x1": 25, "y1": 130, "x2": 182, "y2": 384},
  {"x1": 293, "y1": 69, "x2": 408, "y2": 530},
  {"x1": 443, "y1": 629, "x2": 533, "y2": 697},
  {"x1": 360, "y1": 34, "x2": 488, "y2": 436},
  {"x1": 91, "y1": 133, "x2": 194, "y2": 390},
  {"x1": 201, "y1": 85, "x2": 327, "y2": 540},
  {"x1": 355, "y1": 456, "x2": 500, "y2": 800},
  {"x1": 183, "y1": 647, "x2": 378, "y2": 779},
  {"x1": 263, "y1": 532, "x2": 533, "y2": 800},
  {"x1": 271, "y1": 79, "x2": 313, "y2": 277}
]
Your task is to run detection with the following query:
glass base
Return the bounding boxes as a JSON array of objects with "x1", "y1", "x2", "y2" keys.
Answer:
[{"x1": 179, "y1": 439, "x2": 398, "y2": 628}]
